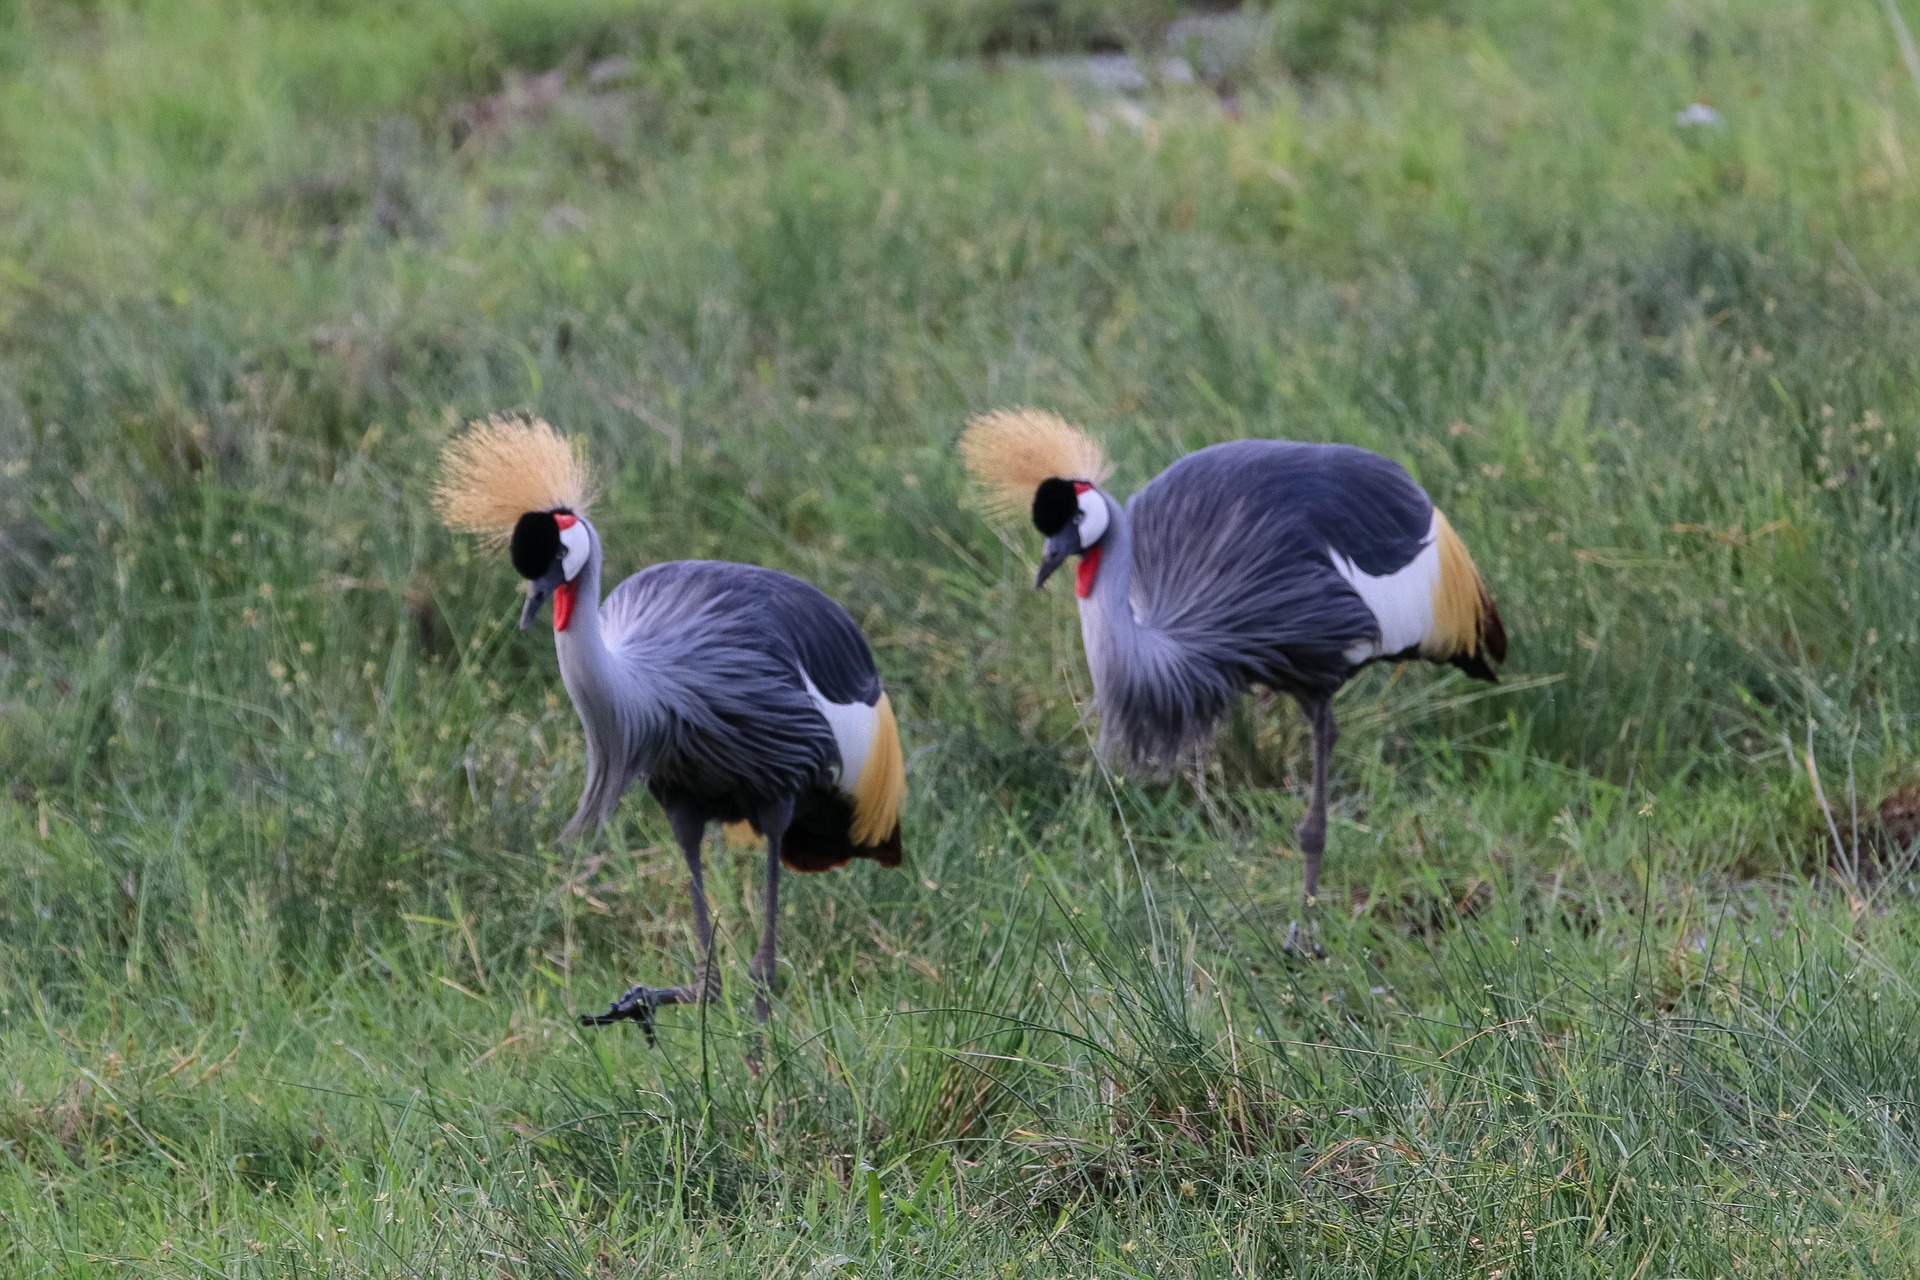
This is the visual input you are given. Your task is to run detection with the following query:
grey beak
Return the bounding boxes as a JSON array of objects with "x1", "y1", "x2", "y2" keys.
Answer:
[
  {"x1": 519, "y1": 561, "x2": 567, "y2": 630},
  {"x1": 1034, "y1": 529, "x2": 1081, "y2": 590}
]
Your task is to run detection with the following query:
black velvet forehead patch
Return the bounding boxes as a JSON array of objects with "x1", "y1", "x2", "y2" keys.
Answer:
[
  {"x1": 1031, "y1": 477, "x2": 1079, "y2": 536},
  {"x1": 509, "y1": 510, "x2": 561, "y2": 579}
]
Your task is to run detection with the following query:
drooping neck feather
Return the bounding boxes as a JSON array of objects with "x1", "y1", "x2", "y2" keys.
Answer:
[{"x1": 1073, "y1": 490, "x2": 1235, "y2": 774}]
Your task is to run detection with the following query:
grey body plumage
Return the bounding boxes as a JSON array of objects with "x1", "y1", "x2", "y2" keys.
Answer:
[
  {"x1": 539, "y1": 515, "x2": 903, "y2": 1030},
  {"x1": 966, "y1": 418, "x2": 1505, "y2": 955},
  {"x1": 436, "y1": 418, "x2": 904, "y2": 1040},
  {"x1": 557, "y1": 534, "x2": 864, "y2": 836},
  {"x1": 1085, "y1": 440, "x2": 1429, "y2": 772}
]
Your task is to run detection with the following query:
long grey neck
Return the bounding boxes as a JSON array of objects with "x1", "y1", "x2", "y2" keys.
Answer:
[
  {"x1": 550, "y1": 525, "x2": 667, "y2": 838},
  {"x1": 1075, "y1": 490, "x2": 1142, "y2": 710},
  {"x1": 554, "y1": 530, "x2": 613, "y2": 704}
]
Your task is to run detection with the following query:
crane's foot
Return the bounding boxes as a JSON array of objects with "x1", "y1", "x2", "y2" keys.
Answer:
[
  {"x1": 749, "y1": 967, "x2": 776, "y2": 1026},
  {"x1": 1282, "y1": 919, "x2": 1326, "y2": 961},
  {"x1": 580, "y1": 982, "x2": 699, "y2": 1046}
]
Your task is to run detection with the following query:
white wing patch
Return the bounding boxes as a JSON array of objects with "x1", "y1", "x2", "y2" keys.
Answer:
[
  {"x1": 802, "y1": 671, "x2": 877, "y2": 794},
  {"x1": 1327, "y1": 513, "x2": 1441, "y2": 663}
]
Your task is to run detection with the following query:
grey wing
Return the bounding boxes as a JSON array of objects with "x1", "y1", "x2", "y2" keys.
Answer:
[
  {"x1": 1129, "y1": 440, "x2": 1384, "y2": 691},
  {"x1": 611, "y1": 562, "x2": 881, "y2": 702},
  {"x1": 1285, "y1": 442, "x2": 1433, "y2": 574},
  {"x1": 598, "y1": 562, "x2": 840, "y2": 808},
  {"x1": 753, "y1": 569, "x2": 883, "y2": 707}
]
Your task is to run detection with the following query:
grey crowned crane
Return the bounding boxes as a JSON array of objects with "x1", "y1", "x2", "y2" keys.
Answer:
[
  {"x1": 960, "y1": 409, "x2": 1505, "y2": 952},
  {"x1": 435, "y1": 418, "x2": 904, "y2": 1035}
]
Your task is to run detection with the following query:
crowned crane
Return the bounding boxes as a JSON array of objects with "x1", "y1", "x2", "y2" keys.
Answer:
[
  {"x1": 434, "y1": 417, "x2": 905, "y2": 1035},
  {"x1": 960, "y1": 409, "x2": 1505, "y2": 953}
]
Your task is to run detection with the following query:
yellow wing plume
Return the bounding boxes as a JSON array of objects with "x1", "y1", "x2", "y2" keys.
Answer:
[
  {"x1": 1423, "y1": 509, "x2": 1495, "y2": 660},
  {"x1": 959, "y1": 408, "x2": 1110, "y2": 522},
  {"x1": 723, "y1": 692, "x2": 902, "y2": 853},
  {"x1": 850, "y1": 692, "x2": 905, "y2": 847},
  {"x1": 433, "y1": 415, "x2": 593, "y2": 544}
]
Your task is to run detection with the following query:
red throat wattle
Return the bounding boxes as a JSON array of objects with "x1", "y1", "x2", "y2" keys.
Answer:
[{"x1": 1075, "y1": 544, "x2": 1102, "y2": 598}]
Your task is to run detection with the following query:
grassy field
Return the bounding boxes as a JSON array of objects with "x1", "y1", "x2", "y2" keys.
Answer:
[{"x1": 7, "y1": 0, "x2": 1920, "y2": 1273}]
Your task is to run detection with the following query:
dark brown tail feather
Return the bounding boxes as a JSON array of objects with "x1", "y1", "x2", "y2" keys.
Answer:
[
  {"x1": 1449, "y1": 588, "x2": 1507, "y2": 684},
  {"x1": 781, "y1": 788, "x2": 903, "y2": 872},
  {"x1": 1480, "y1": 587, "x2": 1507, "y2": 663}
]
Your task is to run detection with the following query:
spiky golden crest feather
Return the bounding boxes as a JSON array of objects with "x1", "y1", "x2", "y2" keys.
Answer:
[
  {"x1": 959, "y1": 408, "x2": 1111, "y2": 521},
  {"x1": 432, "y1": 415, "x2": 593, "y2": 544}
]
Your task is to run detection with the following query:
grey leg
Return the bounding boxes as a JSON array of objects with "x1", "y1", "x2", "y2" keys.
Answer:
[
  {"x1": 1286, "y1": 696, "x2": 1336, "y2": 959},
  {"x1": 669, "y1": 804, "x2": 717, "y2": 981},
  {"x1": 581, "y1": 804, "x2": 717, "y2": 1040},
  {"x1": 749, "y1": 798, "x2": 795, "y2": 1023}
]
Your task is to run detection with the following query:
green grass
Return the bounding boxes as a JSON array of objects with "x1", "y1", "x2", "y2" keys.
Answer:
[{"x1": 6, "y1": 0, "x2": 1920, "y2": 1273}]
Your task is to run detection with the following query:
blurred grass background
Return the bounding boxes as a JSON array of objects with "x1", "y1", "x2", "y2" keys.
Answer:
[{"x1": 7, "y1": 0, "x2": 1920, "y2": 1274}]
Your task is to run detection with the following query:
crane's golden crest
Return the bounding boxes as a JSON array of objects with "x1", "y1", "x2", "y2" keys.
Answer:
[
  {"x1": 959, "y1": 408, "x2": 1111, "y2": 522},
  {"x1": 433, "y1": 415, "x2": 593, "y2": 543}
]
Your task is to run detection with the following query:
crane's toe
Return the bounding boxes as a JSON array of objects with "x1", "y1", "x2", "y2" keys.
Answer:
[
  {"x1": 579, "y1": 962, "x2": 724, "y2": 1040},
  {"x1": 1282, "y1": 919, "x2": 1327, "y2": 961},
  {"x1": 748, "y1": 967, "x2": 776, "y2": 1025},
  {"x1": 579, "y1": 983, "x2": 666, "y2": 1043}
]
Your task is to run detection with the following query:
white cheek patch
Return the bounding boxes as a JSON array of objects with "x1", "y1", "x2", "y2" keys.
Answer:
[
  {"x1": 1076, "y1": 489, "x2": 1109, "y2": 546},
  {"x1": 559, "y1": 522, "x2": 590, "y2": 581}
]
